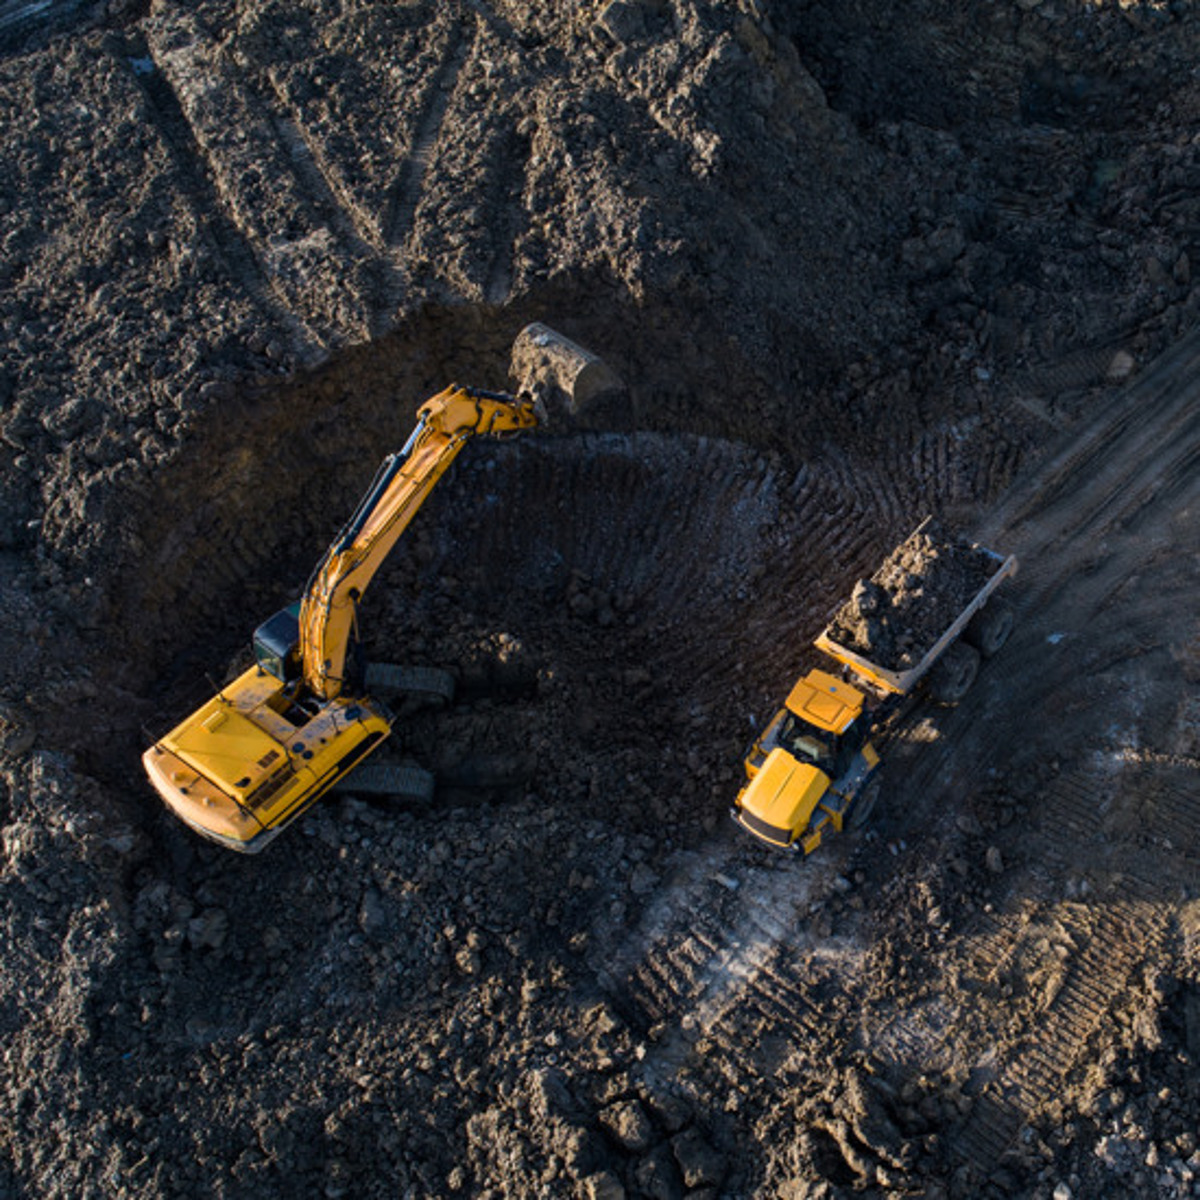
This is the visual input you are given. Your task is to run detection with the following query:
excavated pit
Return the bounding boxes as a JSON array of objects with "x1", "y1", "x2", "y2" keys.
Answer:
[
  {"x1": 87, "y1": 307, "x2": 944, "y2": 841},
  {"x1": 60, "y1": 290, "x2": 1036, "y2": 836},
  {"x1": 9, "y1": 285, "x2": 1197, "y2": 1198}
]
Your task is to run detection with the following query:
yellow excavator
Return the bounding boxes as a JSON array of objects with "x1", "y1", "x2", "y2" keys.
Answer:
[{"x1": 143, "y1": 324, "x2": 618, "y2": 852}]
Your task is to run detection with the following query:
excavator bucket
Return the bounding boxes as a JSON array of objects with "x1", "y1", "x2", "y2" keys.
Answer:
[{"x1": 509, "y1": 322, "x2": 625, "y2": 426}]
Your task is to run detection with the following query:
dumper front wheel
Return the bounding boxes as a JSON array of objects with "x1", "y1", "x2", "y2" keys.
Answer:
[
  {"x1": 850, "y1": 775, "x2": 881, "y2": 829},
  {"x1": 929, "y1": 641, "x2": 980, "y2": 705}
]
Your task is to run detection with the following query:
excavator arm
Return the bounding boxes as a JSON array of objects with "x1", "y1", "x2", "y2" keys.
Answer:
[{"x1": 298, "y1": 385, "x2": 538, "y2": 700}]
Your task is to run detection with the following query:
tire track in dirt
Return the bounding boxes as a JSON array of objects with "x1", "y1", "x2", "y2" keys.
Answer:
[
  {"x1": 121, "y1": 33, "x2": 322, "y2": 360},
  {"x1": 380, "y1": 26, "x2": 473, "y2": 253},
  {"x1": 594, "y1": 846, "x2": 860, "y2": 1111},
  {"x1": 481, "y1": 122, "x2": 529, "y2": 306},
  {"x1": 385, "y1": 25, "x2": 529, "y2": 306},
  {"x1": 1044, "y1": 398, "x2": 1200, "y2": 553},
  {"x1": 893, "y1": 329, "x2": 1200, "y2": 806},
  {"x1": 261, "y1": 81, "x2": 385, "y2": 253},
  {"x1": 874, "y1": 328, "x2": 1200, "y2": 1176},
  {"x1": 454, "y1": 434, "x2": 768, "y2": 622},
  {"x1": 368, "y1": 22, "x2": 474, "y2": 326},
  {"x1": 949, "y1": 766, "x2": 1172, "y2": 1168},
  {"x1": 972, "y1": 911, "x2": 1168, "y2": 1160},
  {"x1": 1012, "y1": 338, "x2": 1132, "y2": 418},
  {"x1": 983, "y1": 330, "x2": 1200, "y2": 553},
  {"x1": 451, "y1": 434, "x2": 905, "y2": 697},
  {"x1": 145, "y1": 5, "x2": 370, "y2": 344},
  {"x1": 1126, "y1": 777, "x2": 1200, "y2": 858},
  {"x1": 256, "y1": 95, "x2": 406, "y2": 340},
  {"x1": 856, "y1": 766, "x2": 1176, "y2": 1174}
]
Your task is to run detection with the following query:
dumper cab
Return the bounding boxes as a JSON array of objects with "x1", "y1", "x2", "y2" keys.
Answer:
[{"x1": 732, "y1": 669, "x2": 879, "y2": 853}]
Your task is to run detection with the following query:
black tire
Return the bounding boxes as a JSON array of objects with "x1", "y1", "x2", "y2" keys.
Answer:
[
  {"x1": 928, "y1": 641, "x2": 980, "y2": 705},
  {"x1": 963, "y1": 600, "x2": 1015, "y2": 658},
  {"x1": 850, "y1": 774, "x2": 881, "y2": 829}
]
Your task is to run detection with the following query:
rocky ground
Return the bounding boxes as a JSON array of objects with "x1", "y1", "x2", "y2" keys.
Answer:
[{"x1": 1, "y1": 0, "x2": 1199, "y2": 1197}]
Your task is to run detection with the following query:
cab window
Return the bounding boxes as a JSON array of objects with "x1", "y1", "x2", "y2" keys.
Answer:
[
  {"x1": 832, "y1": 718, "x2": 866, "y2": 777},
  {"x1": 780, "y1": 714, "x2": 837, "y2": 772}
]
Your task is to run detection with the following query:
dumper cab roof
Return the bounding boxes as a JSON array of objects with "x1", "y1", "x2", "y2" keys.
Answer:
[{"x1": 784, "y1": 669, "x2": 865, "y2": 735}]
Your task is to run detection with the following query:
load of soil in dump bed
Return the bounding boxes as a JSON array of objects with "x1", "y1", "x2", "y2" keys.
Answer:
[{"x1": 825, "y1": 521, "x2": 1001, "y2": 671}]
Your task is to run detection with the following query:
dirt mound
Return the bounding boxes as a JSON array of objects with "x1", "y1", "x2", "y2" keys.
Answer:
[{"x1": 826, "y1": 521, "x2": 1001, "y2": 670}]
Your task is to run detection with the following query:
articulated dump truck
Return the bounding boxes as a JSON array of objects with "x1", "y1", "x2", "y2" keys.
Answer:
[{"x1": 732, "y1": 517, "x2": 1017, "y2": 856}]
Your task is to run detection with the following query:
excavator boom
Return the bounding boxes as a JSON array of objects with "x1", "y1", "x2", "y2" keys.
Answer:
[{"x1": 299, "y1": 386, "x2": 536, "y2": 700}]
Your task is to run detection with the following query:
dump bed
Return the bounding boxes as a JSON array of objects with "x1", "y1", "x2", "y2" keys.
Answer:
[{"x1": 814, "y1": 518, "x2": 1017, "y2": 695}]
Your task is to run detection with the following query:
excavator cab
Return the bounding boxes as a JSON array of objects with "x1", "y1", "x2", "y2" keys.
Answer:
[{"x1": 253, "y1": 603, "x2": 302, "y2": 683}]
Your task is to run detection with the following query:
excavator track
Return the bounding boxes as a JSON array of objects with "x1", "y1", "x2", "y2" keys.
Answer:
[
  {"x1": 332, "y1": 760, "x2": 435, "y2": 805},
  {"x1": 364, "y1": 662, "x2": 456, "y2": 706}
]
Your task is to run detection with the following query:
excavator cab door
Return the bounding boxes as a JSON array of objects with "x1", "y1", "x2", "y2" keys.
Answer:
[{"x1": 253, "y1": 603, "x2": 302, "y2": 683}]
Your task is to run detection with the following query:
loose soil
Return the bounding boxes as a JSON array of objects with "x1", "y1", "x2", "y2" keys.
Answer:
[
  {"x1": 825, "y1": 521, "x2": 1002, "y2": 671},
  {"x1": 2, "y1": 2, "x2": 1199, "y2": 1199}
]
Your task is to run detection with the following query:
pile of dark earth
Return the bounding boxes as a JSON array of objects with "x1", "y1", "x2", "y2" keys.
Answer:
[{"x1": 824, "y1": 522, "x2": 1001, "y2": 669}]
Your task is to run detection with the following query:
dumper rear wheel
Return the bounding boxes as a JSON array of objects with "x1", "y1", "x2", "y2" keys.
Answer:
[
  {"x1": 929, "y1": 641, "x2": 980, "y2": 705},
  {"x1": 963, "y1": 600, "x2": 1014, "y2": 658}
]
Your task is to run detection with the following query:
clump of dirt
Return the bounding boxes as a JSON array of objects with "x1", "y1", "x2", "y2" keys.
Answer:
[{"x1": 825, "y1": 521, "x2": 1000, "y2": 669}]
